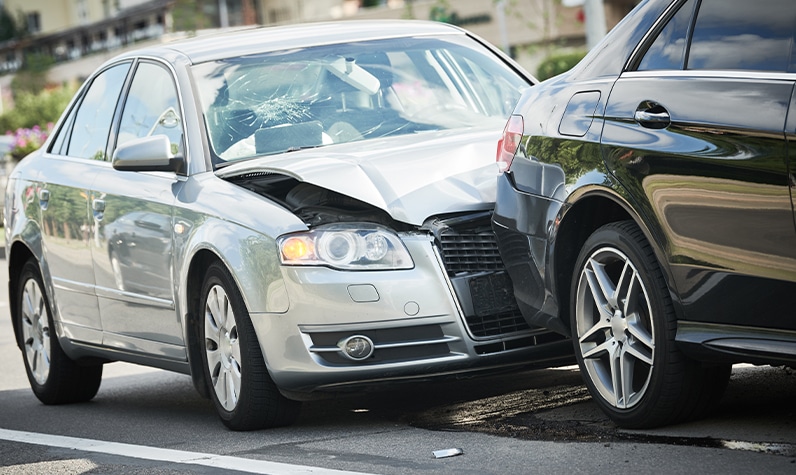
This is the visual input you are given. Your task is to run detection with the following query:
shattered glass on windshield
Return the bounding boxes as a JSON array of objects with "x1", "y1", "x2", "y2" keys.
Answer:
[{"x1": 191, "y1": 36, "x2": 529, "y2": 168}]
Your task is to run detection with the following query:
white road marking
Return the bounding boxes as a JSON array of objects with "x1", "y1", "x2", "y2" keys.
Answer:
[{"x1": 0, "y1": 428, "x2": 371, "y2": 475}]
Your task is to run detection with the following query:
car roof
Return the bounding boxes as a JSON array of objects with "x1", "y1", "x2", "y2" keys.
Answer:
[{"x1": 123, "y1": 20, "x2": 468, "y2": 65}]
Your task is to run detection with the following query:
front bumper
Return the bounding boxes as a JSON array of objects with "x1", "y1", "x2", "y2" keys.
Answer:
[{"x1": 249, "y1": 232, "x2": 571, "y2": 395}]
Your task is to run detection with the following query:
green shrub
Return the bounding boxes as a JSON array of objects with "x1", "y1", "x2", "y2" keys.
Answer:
[
  {"x1": 11, "y1": 54, "x2": 55, "y2": 96},
  {"x1": 0, "y1": 85, "x2": 75, "y2": 134},
  {"x1": 536, "y1": 51, "x2": 587, "y2": 82}
]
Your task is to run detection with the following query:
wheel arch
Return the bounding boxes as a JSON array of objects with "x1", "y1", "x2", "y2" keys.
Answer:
[
  {"x1": 8, "y1": 240, "x2": 38, "y2": 349},
  {"x1": 176, "y1": 218, "x2": 294, "y2": 398},
  {"x1": 552, "y1": 188, "x2": 679, "y2": 333},
  {"x1": 183, "y1": 248, "x2": 223, "y2": 399}
]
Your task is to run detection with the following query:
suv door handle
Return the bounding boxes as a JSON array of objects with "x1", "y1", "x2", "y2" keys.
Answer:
[{"x1": 634, "y1": 102, "x2": 670, "y2": 129}]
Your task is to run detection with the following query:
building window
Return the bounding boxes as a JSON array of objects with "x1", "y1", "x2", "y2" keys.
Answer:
[
  {"x1": 77, "y1": 0, "x2": 88, "y2": 23},
  {"x1": 26, "y1": 12, "x2": 41, "y2": 33}
]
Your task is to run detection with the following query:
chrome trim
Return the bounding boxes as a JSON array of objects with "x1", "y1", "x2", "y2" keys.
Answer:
[
  {"x1": 622, "y1": 70, "x2": 796, "y2": 81},
  {"x1": 374, "y1": 336, "x2": 461, "y2": 349},
  {"x1": 52, "y1": 277, "x2": 96, "y2": 295},
  {"x1": 429, "y1": 237, "x2": 475, "y2": 339},
  {"x1": 298, "y1": 314, "x2": 452, "y2": 333},
  {"x1": 624, "y1": 0, "x2": 686, "y2": 72},
  {"x1": 95, "y1": 287, "x2": 175, "y2": 309},
  {"x1": 308, "y1": 335, "x2": 462, "y2": 354},
  {"x1": 126, "y1": 55, "x2": 192, "y2": 175}
]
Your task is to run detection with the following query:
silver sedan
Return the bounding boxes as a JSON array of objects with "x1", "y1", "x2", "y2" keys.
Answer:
[{"x1": 5, "y1": 20, "x2": 572, "y2": 430}]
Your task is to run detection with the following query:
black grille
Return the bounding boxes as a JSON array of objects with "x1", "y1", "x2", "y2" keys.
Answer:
[
  {"x1": 429, "y1": 213, "x2": 533, "y2": 338},
  {"x1": 439, "y1": 230, "x2": 504, "y2": 274},
  {"x1": 466, "y1": 309, "x2": 530, "y2": 337}
]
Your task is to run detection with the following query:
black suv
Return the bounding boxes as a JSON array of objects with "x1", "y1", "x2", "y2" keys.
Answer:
[{"x1": 493, "y1": 0, "x2": 796, "y2": 428}]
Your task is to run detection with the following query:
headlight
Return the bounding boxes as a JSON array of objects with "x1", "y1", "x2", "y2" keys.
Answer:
[{"x1": 277, "y1": 223, "x2": 414, "y2": 270}]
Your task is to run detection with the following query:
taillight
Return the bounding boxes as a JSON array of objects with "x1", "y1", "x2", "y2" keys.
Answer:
[{"x1": 496, "y1": 114, "x2": 524, "y2": 172}]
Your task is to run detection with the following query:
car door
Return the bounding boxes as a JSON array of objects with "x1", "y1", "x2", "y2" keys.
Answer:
[
  {"x1": 40, "y1": 61, "x2": 132, "y2": 343},
  {"x1": 600, "y1": 0, "x2": 796, "y2": 330},
  {"x1": 90, "y1": 60, "x2": 186, "y2": 358}
]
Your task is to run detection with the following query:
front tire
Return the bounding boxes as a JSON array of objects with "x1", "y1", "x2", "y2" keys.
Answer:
[
  {"x1": 570, "y1": 221, "x2": 729, "y2": 428},
  {"x1": 17, "y1": 259, "x2": 103, "y2": 404},
  {"x1": 199, "y1": 262, "x2": 300, "y2": 430}
]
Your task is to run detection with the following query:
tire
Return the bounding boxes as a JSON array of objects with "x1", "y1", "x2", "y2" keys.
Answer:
[
  {"x1": 17, "y1": 259, "x2": 103, "y2": 404},
  {"x1": 199, "y1": 262, "x2": 300, "y2": 430},
  {"x1": 570, "y1": 221, "x2": 730, "y2": 428}
]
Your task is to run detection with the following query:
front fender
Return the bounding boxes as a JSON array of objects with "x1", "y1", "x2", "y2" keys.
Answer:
[{"x1": 173, "y1": 173, "x2": 309, "y2": 323}]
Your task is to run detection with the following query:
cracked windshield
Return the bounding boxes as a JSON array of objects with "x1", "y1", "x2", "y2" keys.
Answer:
[{"x1": 191, "y1": 36, "x2": 529, "y2": 168}]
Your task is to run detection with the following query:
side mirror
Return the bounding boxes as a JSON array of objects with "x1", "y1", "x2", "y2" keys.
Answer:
[{"x1": 112, "y1": 135, "x2": 184, "y2": 173}]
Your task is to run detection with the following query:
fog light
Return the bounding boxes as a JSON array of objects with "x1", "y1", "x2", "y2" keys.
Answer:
[{"x1": 339, "y1": 335, "x2": 374, "y2": 361}]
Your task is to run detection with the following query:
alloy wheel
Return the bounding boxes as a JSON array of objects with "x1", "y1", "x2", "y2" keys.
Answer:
[
  {"x1": 21, "y1": 277, "x2": 50, "y2": 385},
  {"x1": 574, "y1": 246, "x2": 655, "y2": 409},
  {"x1": 204, "y1": 284, "x2": 242, "y2": 412}
]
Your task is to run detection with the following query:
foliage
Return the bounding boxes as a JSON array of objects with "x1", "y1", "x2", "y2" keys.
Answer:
[
  {"x1": 11, "y1": 53, "x2": 55, "y2": 96},
  {"x1": 6, "y1": 123, "x2": 53, "y2": 161},
  {"x1": 402, "y1": 0, "x2": 415, "y2": 19},
  {"x1": 536, "y1": 51, "x2": 587, "y2": 81},
  {"x1": 500, "y1": 0, "x2": 564, "y2": 58},
  {"x1": 0, "y1": 85, "x2": 75, "y2": 135},
  {"x1": 0, "y1": 7, "x2": 18, "y2": 41},
  {"x1": 429, "y1": 0, "x2": 453, "y2": 22},
  {"x1": 172, "y1": 0, "x2": 213, "y2": 33}
]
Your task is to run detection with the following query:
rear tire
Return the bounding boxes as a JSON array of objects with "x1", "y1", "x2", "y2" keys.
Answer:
[
  {"x1": 570, "y1": 221, "x2": 730, "y2": 428},
  {"x1": 17, "y1": 259, "x2": 103, "y2": 404},
  {"x1": 199, "y1": 262, "x2": 300, "y2": 430}
]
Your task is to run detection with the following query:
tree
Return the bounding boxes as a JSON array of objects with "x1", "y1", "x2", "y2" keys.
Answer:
[
  {"x1": 0, "y1": 7, "x2": 18, "y2": 41},
  {"x1": 10, "y1": 53, "x2": 53, "y2": 97},
  {"x1": 172, "y1": 0, "x2": 213, "y2": 33}
]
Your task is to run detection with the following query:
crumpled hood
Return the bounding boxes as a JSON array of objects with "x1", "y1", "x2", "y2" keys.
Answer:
[{"x1": 217, "y1": 128, "x2": 502, "y2": 226}]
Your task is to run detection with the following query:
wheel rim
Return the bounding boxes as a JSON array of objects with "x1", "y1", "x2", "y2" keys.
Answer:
[
  {"x1": 204, "y1": 284, "x2": 242, "y2": 412},
  {"x1": 21, "y1": 277, "x2": 50, "y2": 385},
  {"x1": 574, "y1": 246, "x2": 655, "y2": 410}
]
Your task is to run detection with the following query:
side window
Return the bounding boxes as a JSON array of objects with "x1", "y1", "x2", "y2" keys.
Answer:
[
  {"x1": 116, "y1": 62, "x2": 184, "y2": 156},
  {"x1": 51, "y1": 62, "x2": 130, "y2": 159},
  {"x1": 687, "y1": 0, "x2": 796, "y2": 71},
  {"x1": 637, "y1": 0, "x2": 693, "y2": 71}
]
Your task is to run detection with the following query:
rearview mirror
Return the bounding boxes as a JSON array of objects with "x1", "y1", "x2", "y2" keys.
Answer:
[{"x1": 325, "y1": 56, "x2": 380, "y2": 95}]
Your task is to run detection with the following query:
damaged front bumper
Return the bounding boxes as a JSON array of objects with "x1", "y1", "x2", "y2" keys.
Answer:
[{"x1": 249, "y1": 215, "x2": 572, "y2": 397}]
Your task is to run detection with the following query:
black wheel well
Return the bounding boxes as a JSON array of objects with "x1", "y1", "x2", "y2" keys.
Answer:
[
  {"x1": 8, "y1": 242, "x2": 36, "y2": 349},
  {"x1": 553, "y1": 195, "x2": 633, "y2": 332},
  {"x1": 185, "y1": 249, "x2": 224, "y2": 399}
]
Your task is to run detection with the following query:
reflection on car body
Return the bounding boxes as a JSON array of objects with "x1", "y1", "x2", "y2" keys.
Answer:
[
  {"x1": 492, "y1": 0, "x2": 796, "y2": 429},
  {"x1": 104, "y1": 210, "x2": 172, "y2": 294},
  {"x1": 5, "y1": 20, "x2": 573, "y2": 431}
]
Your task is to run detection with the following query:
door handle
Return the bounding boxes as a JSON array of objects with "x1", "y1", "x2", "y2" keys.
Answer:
[{"x1": 634, "y1": 102, "x2": 670, "y2": 129}]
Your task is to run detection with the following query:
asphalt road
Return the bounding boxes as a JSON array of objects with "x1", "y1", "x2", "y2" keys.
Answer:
[{"x1": 1, "y1": 253, "x2": 795, "y2": 474}]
